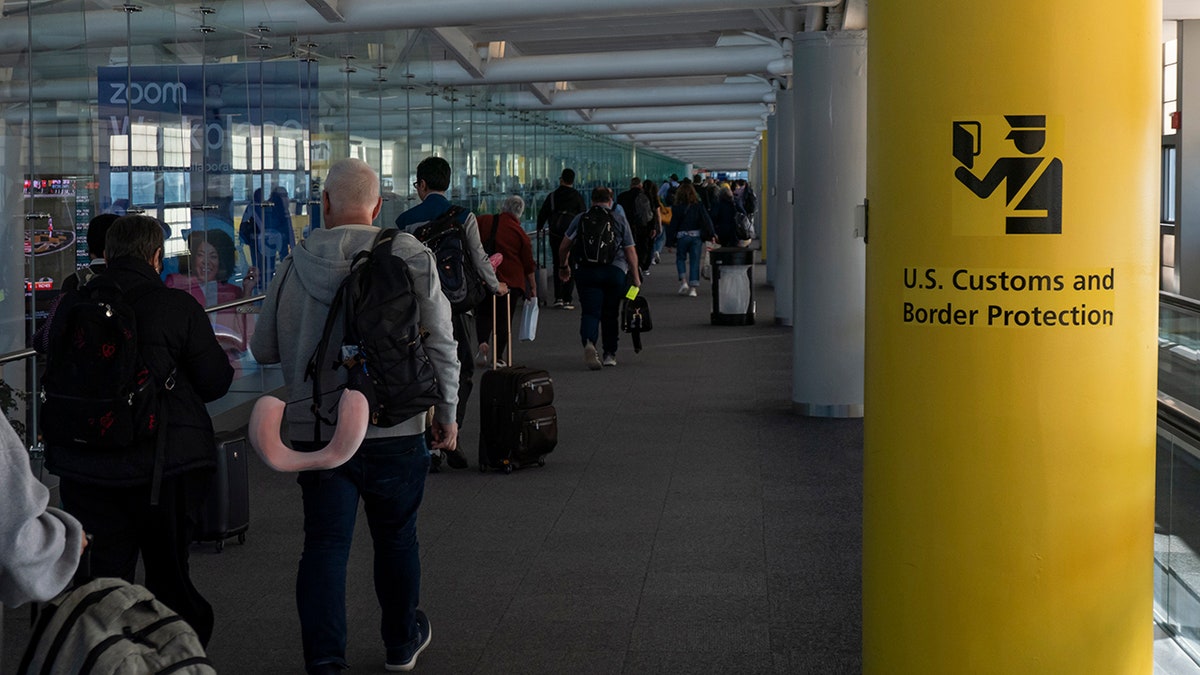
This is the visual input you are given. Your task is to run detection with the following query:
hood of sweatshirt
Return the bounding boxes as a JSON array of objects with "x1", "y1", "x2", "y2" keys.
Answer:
[{"x1": 288, "y1": 224, "x2": 382, "y2": 305}]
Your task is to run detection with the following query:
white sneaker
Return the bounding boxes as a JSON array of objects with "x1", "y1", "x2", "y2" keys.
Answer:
[
  {"x1": 584, "y1": 342, "x2": 601, "y2": 370},
  {"x1": 601, "y1": 353, "x2": 617, "y2": 367},
  {"x1": 678, "y1": 281, "x2": 689, "y2": 295},
  {"x1": 688, "y1": 287, "x2": 697, "y2": 297}
]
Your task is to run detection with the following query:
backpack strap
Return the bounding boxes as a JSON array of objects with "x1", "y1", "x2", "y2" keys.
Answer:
[{"x1": 119, "y1": 281, "x2": 178, "y2": 507}]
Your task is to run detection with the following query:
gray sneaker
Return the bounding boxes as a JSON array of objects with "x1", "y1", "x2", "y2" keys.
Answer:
[
  {"x1": 584, "y1": 342, "x2": 602, "y2": 370},
  {"x1": 602, "y1": 353, "x2": 617, "y2": 367}
]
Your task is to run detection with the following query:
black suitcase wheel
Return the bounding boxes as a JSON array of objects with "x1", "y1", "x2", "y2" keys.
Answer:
[
  {"x1": 503, "y1": 463, "x2": 513, "y2": 475},
  {"x1": 215, "y1": 540, "x2": 225, "y2": 553},
  {"x1": 537, "y1": 458, "x2": 546, "y2": 467},
  {"x1": 237, "y1": 533, "x2": 246, "y2": 545}
]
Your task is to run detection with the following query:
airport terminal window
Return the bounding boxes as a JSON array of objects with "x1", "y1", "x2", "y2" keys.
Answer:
[
  {"x1": 278, "y1": 138, "x2": 298, "y2": 171},
  {"x1": 163, "y1": 207, "x2": 190, "y2": 257},
  {"x1": 1166, "y1": 38, "x2": 1178, "y2": 137},
  {"x1": 233, "y1": 134, "x2": 249, "y2": 171},
  {"x1": 1164, "y1": 146, "x2": 1177, "y2": 224},
  {"x1": 251, "y1": 134, "x2": 274, "y2": 172}
]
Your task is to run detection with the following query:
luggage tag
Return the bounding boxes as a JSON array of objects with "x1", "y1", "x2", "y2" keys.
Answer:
[{"x1": 625, "y1": 285, "x2": 639, "y2": 301}]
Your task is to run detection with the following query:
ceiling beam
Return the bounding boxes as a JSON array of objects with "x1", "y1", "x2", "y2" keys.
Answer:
[
  {"x1": 303, "y1": 0, "x2": 345, "y2": 23},
  {"x1": 428, "y1": 26, "x2": 485, "y2": 80}
]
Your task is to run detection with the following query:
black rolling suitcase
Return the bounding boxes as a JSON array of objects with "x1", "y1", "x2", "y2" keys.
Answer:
[
  {"x1": 478, "y1": 296, "x2": 558, "y2": 473},
  {"x1": 195, "y1": 433, "x2": 249, "y2": 552}
]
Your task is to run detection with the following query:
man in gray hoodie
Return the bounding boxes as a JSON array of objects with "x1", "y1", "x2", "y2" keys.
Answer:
[{"x1": 251, "y1": 158, "x2": 459, "y2": 674}]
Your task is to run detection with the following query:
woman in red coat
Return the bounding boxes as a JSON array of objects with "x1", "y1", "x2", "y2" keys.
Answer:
[{"x1": 474, "y1": 195, "x2": 536, "y2": 366}]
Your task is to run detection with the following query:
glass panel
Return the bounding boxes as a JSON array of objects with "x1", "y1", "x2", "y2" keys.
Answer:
[
  {"x1": 1157, "y1": 420, "x2": 1200, "y2": 666},
  {"x1": 1161, "y1": 299, "x2": 1200, "y2": 411},
  {"x1": 1164, "y1": 145, "x2": 1178, "y2": 224}
]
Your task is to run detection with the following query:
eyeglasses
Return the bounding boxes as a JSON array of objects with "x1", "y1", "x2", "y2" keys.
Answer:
[{"x1": 412, "y1": 181, "x2": 421, "y2": 190}]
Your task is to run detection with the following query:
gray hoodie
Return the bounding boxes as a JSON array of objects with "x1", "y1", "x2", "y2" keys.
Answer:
[
  {"x1": 0, "y1": 415, "x2": 83, "y2": 608},
  {"x1": 251, "y1": 224, "x2": 460, "y2": 442}
]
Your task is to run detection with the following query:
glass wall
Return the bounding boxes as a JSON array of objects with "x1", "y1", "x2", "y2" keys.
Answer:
[{"x1": 0, "y1": 1, "x2": 685, "y2": 441}]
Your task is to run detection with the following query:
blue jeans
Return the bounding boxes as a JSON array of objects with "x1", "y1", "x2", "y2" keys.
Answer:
[
  {"x1": 574, "y1": 264, "x2": 627, "y2": 355},
  {"x1": 293, "y1": 435, "x2": 431, "y2": 672},
  {"x1": 676, "y1": 234, "x2": 703, "y2": 286}
]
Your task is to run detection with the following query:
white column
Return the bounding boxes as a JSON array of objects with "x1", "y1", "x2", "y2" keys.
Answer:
[
  {"x1": 773, "y1": 85, "x2": 796, "y2": 325},
  {"x1": 765, "y1": 112, "x2": 779, "y2": 284},
  {"x1": 792, "y1": 31, "x2": 867, "y2": 417}
]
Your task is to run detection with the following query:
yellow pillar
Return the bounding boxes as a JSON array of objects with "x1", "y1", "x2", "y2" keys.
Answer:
[{"x1": 863, "y1": 3, "x2": 1160, "y2": 673}]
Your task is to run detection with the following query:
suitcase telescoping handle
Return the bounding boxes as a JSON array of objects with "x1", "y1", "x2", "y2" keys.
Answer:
[{"x1": 492, "y1": 293, "x2": 512, "y2": 369}]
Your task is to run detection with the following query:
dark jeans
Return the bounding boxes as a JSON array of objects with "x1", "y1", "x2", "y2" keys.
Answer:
[
  {"x1": 549, "y1": 232, "x2": 574, "y2": 303},
  {"x1": 452, "y1": 310, "x2": 476, "y2": 427},
  {"x1": 293, "y1": 435, "x2": 431, "y2": 672},
  {"x1": 475, "y1": 291, "x2": 524, "y2": 362},
  {"x1": 59, "y1": 471, "x2": 214, "y2": 646},
  {"x1": 574, "y1": 264, "x2": 627, "y2": 355}
]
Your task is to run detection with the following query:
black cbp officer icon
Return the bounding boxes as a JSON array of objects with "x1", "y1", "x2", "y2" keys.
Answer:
[{"x1": 953, "y1": 115, "x2": 1062, "y2": 234}]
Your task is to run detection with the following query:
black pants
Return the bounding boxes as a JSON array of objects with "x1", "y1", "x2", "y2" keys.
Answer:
[
  {"x1": 452, "y1": 310, "x2": 476, "y2": 427},
  {"x1": 475, "y1": 291, "x2": 524, "y2": 363},
  {"x1": 59, "y1": 471, "x2": 214, "y2": 646},
  {"x1": 634, "y1": 224, "x2": 655, "y2": 274},
  {"x1": 549, "y1": 232, "x2": 574, "y2": 304}
]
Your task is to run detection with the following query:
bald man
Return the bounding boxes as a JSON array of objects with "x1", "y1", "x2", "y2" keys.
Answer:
[{"x1": 252, "y1": 158, "x2": 458, "y2": 674}]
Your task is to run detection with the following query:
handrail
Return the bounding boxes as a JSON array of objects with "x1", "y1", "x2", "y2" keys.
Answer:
[
  {"x1": 0, "y1": 347, "x2": 35, "y2": 367},
  {"x1": 0, "y1": 292, "x2": 266, "y2": 367},
  {"x1": 1162, "y1": 290, "x2": 1200, "y2": 313}
]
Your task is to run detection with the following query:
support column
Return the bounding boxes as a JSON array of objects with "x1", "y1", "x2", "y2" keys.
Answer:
[
  {"x1": 1179, "y1": 21, "x2": 1200, "y2": 297},
  {"x1": 773, "y1": 85, "x2": 795, "y2": 326},
  {"x1": 764, "y1": 113, "x2": 778, "y2": 282},
  {"x1": 792, "y1": 31, "x2": 866, "y2": 418},
  {"x1": 864, "y1": 3, "x2": 1159, "y2": 673}
]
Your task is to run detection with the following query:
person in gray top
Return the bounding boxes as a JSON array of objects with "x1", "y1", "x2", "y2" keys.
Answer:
[
  {"x1": 251, "y1": 158, "x2": 458, "y2": 674},
  {"x1": 0, "y1": 414, "x2": 85, "y2": 609}
]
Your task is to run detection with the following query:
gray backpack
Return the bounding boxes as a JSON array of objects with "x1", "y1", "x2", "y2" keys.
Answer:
[{"x1": 19, "y1": 577, "x2": 215, "y2": 674}]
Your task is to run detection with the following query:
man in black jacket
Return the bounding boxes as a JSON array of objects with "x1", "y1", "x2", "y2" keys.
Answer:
[
  {"x1": 37, "y1": 215, "x2": 233, "y2": 646},
  {"x1": 616, "y1": 177, "x2": 654, "y2": 277},
  {"x1": 537, "y1": 168, "x2": 585, "y2": 309}
]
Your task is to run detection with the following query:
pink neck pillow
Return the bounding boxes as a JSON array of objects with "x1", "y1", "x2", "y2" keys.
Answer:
[{"x1": 248, "y1": 390, "x2": 369, "y2": 472}]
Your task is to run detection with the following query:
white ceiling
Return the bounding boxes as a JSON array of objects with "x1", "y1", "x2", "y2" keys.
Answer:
[{"x1": 1, "y1": 1, "x2": 1194, "y2": 170}]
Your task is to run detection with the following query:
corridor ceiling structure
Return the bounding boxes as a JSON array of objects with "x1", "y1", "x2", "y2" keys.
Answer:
[
  {"x1": 0, "y1": 0, "x2": 868, "y2": 171},
  {"x1": 5, "y1": 2, "x2": 1199, "y2": 170}
]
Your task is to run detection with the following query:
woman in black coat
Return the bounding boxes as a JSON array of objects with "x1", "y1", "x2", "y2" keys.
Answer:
[{"x1": 709, "y1": 185, "x2": 745, "y2": 248}]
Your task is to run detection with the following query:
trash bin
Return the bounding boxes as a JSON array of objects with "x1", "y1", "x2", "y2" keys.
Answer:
[{"x1": 710, "y1": 247, "x2": 755, "y2": 325}]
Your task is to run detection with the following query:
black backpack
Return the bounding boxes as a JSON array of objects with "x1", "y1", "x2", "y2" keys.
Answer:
[
  {"x1": 665, "y1": 183, "x2": 679, "y2": 207},
  {"x1": 412, "y1": 206, "x2": 488, "y2": 313},
  {"x1": 616, "y1": 190, "x2": 646, "y2": 230},
  {"x1": 573, "y1": 206, "x2": 619, "y2": 267},
  {"x1": 307, "y1": 229, "x2": 441, "y2": 438},
  {"x1": 547, "y1": 192, "x2": 577, "y2": 237},
  {"x1": 39, "y1": 276, "x2": 165, "y2": 450}
]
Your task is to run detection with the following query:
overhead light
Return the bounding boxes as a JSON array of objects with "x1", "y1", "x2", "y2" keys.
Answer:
[{"x1": 488, "y1": 41, "x2": 506, "y2": 60}]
